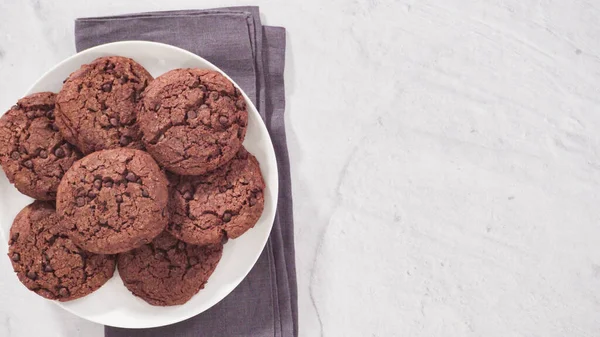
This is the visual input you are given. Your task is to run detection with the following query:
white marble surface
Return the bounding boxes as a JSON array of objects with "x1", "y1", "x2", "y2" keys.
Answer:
[{"x1": 1, "y1": 0, "x2": 600, "y2": 336}]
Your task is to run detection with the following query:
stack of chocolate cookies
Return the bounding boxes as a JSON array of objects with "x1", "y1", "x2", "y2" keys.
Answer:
[{"x1": 1, "y1": 56, "x2": 265, "y2": 306}]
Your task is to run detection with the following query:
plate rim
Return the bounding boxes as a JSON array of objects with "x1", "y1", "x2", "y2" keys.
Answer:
[{"x1": 7, "y1": 40, "x2": 279, "y2": 328}]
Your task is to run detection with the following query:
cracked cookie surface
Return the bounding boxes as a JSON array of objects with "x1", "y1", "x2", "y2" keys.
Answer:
[
  {"x1": 55, "y1": 56, "x2": 153, "y2": 154},
  {"x1": 167, "y1": 147, "x2": 265, "y2": 246},
  {"x1": 117, "y1": 231, "x2": 222, "y2": 306},
  {"x1": 8, "y1": 201, "x2": 116, "y2": 301},
  {"x1": 57, "y1": 148, "x2": 169, "y2": 254},
  {"x1": 138, "y1": 68, "x2": 248, "y2": 175},
  {"x1": 0, "y1": 92, "x2": 81, "y2": 200}
]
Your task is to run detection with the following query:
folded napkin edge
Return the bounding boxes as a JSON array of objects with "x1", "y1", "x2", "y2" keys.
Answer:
[
  {"x1": 76, "y1": 6, "x2": 259, "y2": 22},
  {"x1": 75, "y1": 12, "x2": 252, "y2": 23}
]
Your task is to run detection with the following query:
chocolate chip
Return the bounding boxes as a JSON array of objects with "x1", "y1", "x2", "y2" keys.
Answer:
[
  {"x1": 187, "y1": 110, "x2": 197, "y2": 119},
  {"x1": 10, "y1": 151, "x2": 20, "y2": 160},
  {"x1": 10, "y1": 233, "x2": 19, "y2": 244},
  {"x1": 189, "y1": 257, "x2": 199, "y2": 265},
  {"x1": 183, "y1": 191, "x2": 193, "y2": 200},
  {"x1": 141, "y1": 190, "x2": 149, "y2": 198},
  {"x1": 125, "y1": 172, "x2": 137, "y2": 182},
  {"x1": 109, "y1": 118, "x2": 119, "y2": 126},
  {"x1": 238, "y1": 150, "x2": 248, "y2": 160},
  {"x1": 102, "y1": 83, "x2": 112, "y2": 92},
  {"x1": 119, "y1": 136, "x2": 131, "y2": 146},
  {"x1": 210, "y1": 92, "x2": 220, "y2": 101},
  {"x1": 219, "y1": 116, "x2": 228, "y2": 125},
  {"x1": 120, "y1": 75, "x2": 129, "y2": 84},
  {"x1": 134, "y1": 89, "x2": 144, "y2": 102},
  {"x1": 44, "y1": 264, "x2": 54, "y2": 273},
  {"x1": 249, "y1": 197, "x2": 257, "y2": 206},
  {"x1": 105, "y1": 63, "x2": 115, "y2": 71},
  {"x1": 46, "y1": 109, "x2": 55, "y2": 119},
  {"x1": 54, "y1": 148, "x2": 65, "y2": 158},
  {"x1": 39, "y1": 150, "x2": 48, "y2": 159},
  {"x1": 103, "y1": 180, "x2": 113, "y2": 188},
  {"x1": 218, "y1": 186, "x2": 227, "y2": 193},
  {"x1": 51, "y1": 124, "x2": 60, "y2": 132},
  {"x1": 76, "y1": 197, "x2": 85, "y2": 207},
  {"x1": 58, "y1": 287, "x2": 70, "y2": 298},
  {"x1": 222, "y1": 212, "x2": 232, "y2": 223},
  {"x1": 115, "y1": 195, "x2": 123, "y2": 203},
  {"x1": 177, "y1": 242, "x2": 186, "y2": 250},
  {"x1": 26, "y1": 271, "x2": 37, "y2": 280},
  {"x1": 93, "y1": 179, "x2": 102, "y2": 190},
  {"x1": 88, "y1": 191, "x2": 97, "y2": 199},
  {"x1": 236, "y1": 99, "x2": 246, "y2": 110},
  {"x1": 11, "y1": 253, "x2": 20, "y2": 262}
]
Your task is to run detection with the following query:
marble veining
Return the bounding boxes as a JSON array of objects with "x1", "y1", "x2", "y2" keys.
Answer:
[{"x1": 1, "y1": 0, "x2": 600, "y2": 336}]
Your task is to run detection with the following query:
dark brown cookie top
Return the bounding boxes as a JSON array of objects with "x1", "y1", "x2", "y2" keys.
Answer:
[
  {"x1": 55, "y1": 56, "x2": 153, "y2": 154},
  {"x1": 167, "y1": 147, "x2": 265, "y2": 246},
  {"x1": 8, "y1": 201, "x2": 116, "y2": 301},
  {"x1": 56, "y1": 148, "x2": 169, "y2": 254},
  {"x1": 138, "y1": 68, "x2": 248, "y2": 175},
  {"x1": 0, "y1": 92, "x2": 81, "y2": 200},
  {"x1": 117, "y1": 231, "x2": 222, "y2": 306}
]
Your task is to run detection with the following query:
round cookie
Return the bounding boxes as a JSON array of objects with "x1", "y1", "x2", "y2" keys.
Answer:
[
  {"x1": 56, "y1": 148, "x2": 169, "y2": 254},
  {"x1": 138, "y1": 68, "x2": 248, "y2": 175},
  {"x1": 55, "y1": 56, "x2": 153, "y2": 154},
  {"x1": 167, "y1": 147, "x2": 265, "y2": 246},
  {"x1": 8, "y1": 201, "x2": 116, "y2": 301},
  {"x1": 0, "y1": 92, "x2": 81, "y2": 200},
  {"x1": 117, "y1": 231, "x2": 223, "y2": 306}
]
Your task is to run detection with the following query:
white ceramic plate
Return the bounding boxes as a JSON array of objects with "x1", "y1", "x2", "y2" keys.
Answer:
[{"x1": 0, "y1": 41, "x2": 278, "y2": 328}]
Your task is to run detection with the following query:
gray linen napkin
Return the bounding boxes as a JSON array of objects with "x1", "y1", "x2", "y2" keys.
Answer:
[{"x1": 75, "y1": 7, "x2": 296, "y2": 337}]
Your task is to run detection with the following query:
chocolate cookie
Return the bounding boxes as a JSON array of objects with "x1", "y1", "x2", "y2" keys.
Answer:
[
  {"x1": 138, "y1": 68, "x2": 248, "y2": 175},
  {"x1": 0, "y1": 92, "x2": 81, "y2": 200},
  {"x1": 167, "y1": 147, "x2": 265, "y2": 246},
  {"x1": 56, "y1": 148, "x2": 169, "y2": 254},
  {"x1": 55, "y1": 56, "x2": 153, "y2": 154},
  {"x1": 8, "y1": 201, "x2": 116, "y2": 301},
  {"x1": 117, "y1": 231, "x2": 222, "y2": 306}
]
